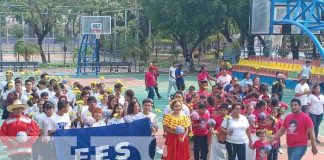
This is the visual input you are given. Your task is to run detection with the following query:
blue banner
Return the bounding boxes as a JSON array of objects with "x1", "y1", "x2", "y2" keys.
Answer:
[{"x1": 53, "y1": 118, "x2": 152, "y2": 160}]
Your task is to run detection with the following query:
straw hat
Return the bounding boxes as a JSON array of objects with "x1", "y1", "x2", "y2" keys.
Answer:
[{"x1": 7, "y1": 100, "x2": 28, "y2": 112}]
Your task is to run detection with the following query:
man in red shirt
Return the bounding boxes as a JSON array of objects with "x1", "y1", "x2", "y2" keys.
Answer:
[
  {"x1": 145, "y1": 66, "x2": 156, "y2": 101},
  {"x1": 149, "y1": 62, "x2": 162, "y2": 99},
  {"x1": 197, "y1": 65, "x2": 215, "y2": 87},
  {"x1": 274, "y1": 98, "x2": 318, "y2": 160},
  {"x1": 0, "y1": 100, "x2": 40, "y2": 160}
]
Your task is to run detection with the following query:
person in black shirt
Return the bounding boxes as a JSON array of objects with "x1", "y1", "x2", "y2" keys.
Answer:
[{"x1": 272, "y1": 72, "x2": 286, "y2": 101}]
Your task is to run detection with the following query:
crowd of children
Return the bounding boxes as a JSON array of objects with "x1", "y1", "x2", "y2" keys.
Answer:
[
  {"x1": 0, "y1": 61, "x2": 321, "y2": 160},
  {"x1": 161, "y1": 63, "x2": 320, "y2": 160}
]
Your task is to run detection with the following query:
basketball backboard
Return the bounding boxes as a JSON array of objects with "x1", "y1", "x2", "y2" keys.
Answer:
[
  {"x1": 250, "y1": 0, "x2": 321, "y2": 35},
  {"x1": 81, "y1": 16, "x2": 111, "y2": 35}
]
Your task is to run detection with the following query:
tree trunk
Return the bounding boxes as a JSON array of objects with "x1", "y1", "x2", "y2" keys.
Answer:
[
  {"x1": 221, "y1": 19, "x2": 233, "y2": 42},
  {"x1": 37, "y1": 36, "x2": 47, "y2": 63},
  {"x1": 290, "y1": 35, "x2": 300, "y2": 60},
  {"x1": 246, "y1": 34, "x2": 256, "y2": 56}
]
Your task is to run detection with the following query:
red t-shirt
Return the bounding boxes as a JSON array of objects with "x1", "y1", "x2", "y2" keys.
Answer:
[
  {"x1": 266, "y1": 107, "x2": 272, "y2": 115},
  {"x1": 212, "y1": 115, "x2": 224, "y2": 130},
  {"x1": 253, "y1": 140, "x2": 269, "y2": 160},
  {"x1": 198, "y1": 72, "x2": 213, "y2": 82},
  {"x1": 145, "y1": 71, "x2": 156, "y2": 87},
  {"x1": 206, "y1": 106, "x2": 215, "y2": 117},
  {"x1": 283, "y1": 112, "x2": 314, "y2": 147},
  {"x1": 197, "y1": 89, "x2": 210, "y2": 98},
  {"x1": 192, "y1": 111, "x2": 210, "y2": 136},
  {"x1": 150, "y1": 65, "x2": 159, "y2": 79}
]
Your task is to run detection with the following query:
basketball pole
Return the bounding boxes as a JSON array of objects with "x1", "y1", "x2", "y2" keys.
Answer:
[{"x1": 76, "y1": 34, "x2": 100, "y2": 76}]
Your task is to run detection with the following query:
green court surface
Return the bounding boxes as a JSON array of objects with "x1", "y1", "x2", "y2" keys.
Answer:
[{"x1": 0, "y1": 73, "x2": 322, "y2": 159}]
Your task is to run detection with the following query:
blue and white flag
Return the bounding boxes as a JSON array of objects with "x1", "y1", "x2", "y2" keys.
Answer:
[{"x1": 53, "y1": 118, "x2": 152, "y2": 160}]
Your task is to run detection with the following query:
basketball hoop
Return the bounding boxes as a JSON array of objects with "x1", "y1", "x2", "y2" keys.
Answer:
[{"x1": 93, "y1": 29, "x2": 102, "y2": 39}]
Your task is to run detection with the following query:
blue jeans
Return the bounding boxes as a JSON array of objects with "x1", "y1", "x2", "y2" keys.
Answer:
[
  {"x1": 147, "y1": 86, "x2": 155, "y2": 100},
  {"x1": 267, "y1": 145, "x2": 278, "y2": 160},
  {"x1": 287, "y1": 145, "x2": 307, "y2": 160},
  {"x1": 309, "y1": 112, "x2": 323, "y2": 140},
  {"x1": 225, "y1": 142, "x2": 246, "y2": 160},
  {"x1": 193, "y1": 135, "x2": 208, "y2": 160}
]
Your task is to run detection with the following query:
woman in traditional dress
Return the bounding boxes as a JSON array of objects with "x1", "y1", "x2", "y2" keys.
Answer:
[{"x1": 162, "y1": 99, "x2": 191, "y2": 160}]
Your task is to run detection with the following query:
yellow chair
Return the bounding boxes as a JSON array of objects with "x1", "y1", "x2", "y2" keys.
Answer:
[
  {"x1": 320, "y1": 67, "x2": 324, "y2": 75},
  {"x1": 311, "y1": 67, "x2": 316, "y2": 74}
]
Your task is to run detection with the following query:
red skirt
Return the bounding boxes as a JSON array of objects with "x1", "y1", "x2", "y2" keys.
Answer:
[{"x1": 162, "y1": 133, "x2": 190, "y2": 160}]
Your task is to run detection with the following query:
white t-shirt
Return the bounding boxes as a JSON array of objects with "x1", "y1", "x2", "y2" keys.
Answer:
[
  {"x1": 37, "y1": 88, "x2": 54, "y2": 97},
  {"x1": 295, "y1": 83, "x2": 310, "y2": 106},
  {"x1": 47, "y1": 113, "x2": 71, "y2": 131},
  {"x1": 308, "y1": 94, "x2": 324, "y2": 115},
  {"x1": 81, "y1": 109, "x2": 93, "y2": 124},
  {"x1": 221, "y1": 115, "x2": 249, "y2": 144},
  {"x1": 0, "y1": 80, "x2": 14, "y2": 95},
  {"x1": 38, "y1": 113, "x2": 53, "y2": 135},
  {"x1": 84, "y1": 120, "x2": 106, "y2": 128},
  {"x1": 107, "y1": 117, "x2": 125, "y2": 125},
  {"x1": 93, "y1": 92, "x2": 100, "y2": 101},
  {"x1": 301, "y1": 65, "x2": 311, "y2": 78},
  {"x1": 67, "y1": 91, "x2": 76, "y2": 103},
  {"x1": 169, "y1": 66, "x2": 176, "y2": 81},
  {"x1": 25, "y1": 104, "x2": 40, "y2": 116},
  {"x1": 22, "y1": 90, "x2": 33, "y2": 97},
  {"x1": 2, "y1": 90, "x2": 13, "y2": 100},
  {"x1": 49, "y1": 95, "x2": 59, "y2": 111},
  {"x1": 217, "y1": 74, "x2": 232, "y2": 88},
  {"x1": 117, "y1": 95, "x2": 125, "y2": 105},
  {"x1": 137, "y1": 112, "x2": 158, "y2": 126},
  {"x1": 163, "y1": 104, "x2": 190, "y2": 117}
]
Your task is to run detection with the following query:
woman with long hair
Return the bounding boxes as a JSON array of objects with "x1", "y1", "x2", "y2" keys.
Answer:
[
  {"x1": 107, "y1": 103, "x2": 125, "y2": 125},
  {"x1": 162, "y1": 99, "x2": 191, "y2": 160},
  {"x1": 127, "y1": 100, "x2": 142, "y2": 120},
  {"x1": 308, "y1": 84, "x2": 324, "y2": 143}
]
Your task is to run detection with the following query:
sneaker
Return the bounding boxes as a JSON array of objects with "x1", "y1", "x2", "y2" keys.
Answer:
[{"x1": 278, "y1": 148, "x2": 284, "y2": 154}]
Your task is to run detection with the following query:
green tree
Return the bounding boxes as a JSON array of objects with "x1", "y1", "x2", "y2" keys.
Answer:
[
  {"x1": 10, "y1": 24, "x2": 24, "y2": 39},
  {"x1": 14, "y1": 40, "x2": 39, "y2": 62},
  {"x1": 4, "y1": 0, "x2": 69, "y2": 63},
  {"x1": 141, "y1": 0, "x2": 227, "y2": 71}
]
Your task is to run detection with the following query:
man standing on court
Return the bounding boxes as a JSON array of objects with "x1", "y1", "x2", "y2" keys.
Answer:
[
  {"x1": 149, "y1": 62, "x2": 162, "y2": 99},
  {"x1": 274, "y1": 98, "x2": 317, "y2": 160},
  {"x1": 294, "y1": 75, "x2": 310, "y2": 113},
  {"x1": 145, "y1": 66, "x2": 156, "y2": 101},
  {"x1": 300, "y1": 60, "x2": 312, "y2": 82},
  {"x1": 167, "y1": 62, "x2": 178, "y2": 99}
]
